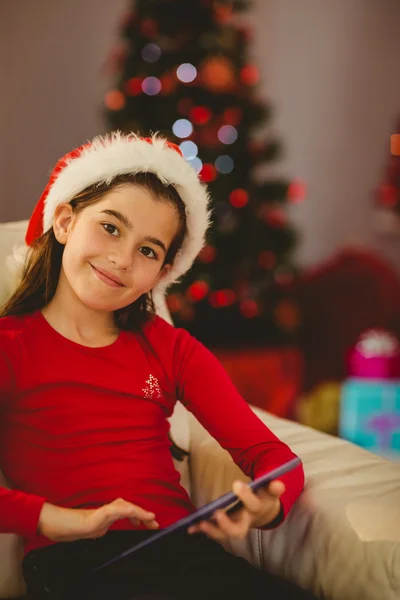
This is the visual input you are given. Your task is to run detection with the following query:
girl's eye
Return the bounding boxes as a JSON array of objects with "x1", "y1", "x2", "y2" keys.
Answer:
[
  {"x1": 140, "y1": 246, "x2": 158, "y2": 260},
  {"x1": 102, "y1": 223, "x2": 119, "y2": 236}
]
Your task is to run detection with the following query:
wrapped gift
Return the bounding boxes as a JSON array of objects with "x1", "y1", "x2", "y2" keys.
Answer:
[
  {"x1": 346, "y1": 329, "x2": 400, "y2": 379},
  {"x1": 211, "y1": 347, "x2": 303, "y2": 418},
  {"x1": 339, "y1": 330, "x2": 400, "y2": 458}
]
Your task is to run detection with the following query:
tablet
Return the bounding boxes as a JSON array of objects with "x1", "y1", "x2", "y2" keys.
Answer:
[{"x1": 89, "y1": 456, "x2": 301, "y2": 575}]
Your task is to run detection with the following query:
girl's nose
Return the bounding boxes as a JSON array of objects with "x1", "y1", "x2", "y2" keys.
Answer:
[{"x1": 108, "y1": 248, "x2": 133, "y2": 272}]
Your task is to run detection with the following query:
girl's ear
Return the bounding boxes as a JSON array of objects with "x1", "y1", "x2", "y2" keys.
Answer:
[{"x1": 53, "y1": 203, "x2": 74, "y2": 245}]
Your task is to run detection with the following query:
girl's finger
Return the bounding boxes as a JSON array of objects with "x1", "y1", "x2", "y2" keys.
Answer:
[
  {"x1": 232, "y1": 481, "x2": 263, "y2": 514},
  {"x1": 267, "y1": 480, "x2": 286, "y2": 497},
  {"x1": 197, "y1": 518, "x2": 227, "y2": 541},
  {"x1": 214, "y1": 509, "x2": 252, "y2": 539}
]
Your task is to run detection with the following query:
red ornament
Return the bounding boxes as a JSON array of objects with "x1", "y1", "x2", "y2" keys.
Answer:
[
  {"x1": 125, "y1": 77, "x2": 143, "y2": 96},
  {"x1": 274, "y1": 299, "x2": 300, "y2": 331},
  {"x1": 222, "y1": 107, "x2": 243, "y2": 126},
  {"x1": 200, "y1": 56, "x2": 236, "y2": 93},
  {"x1": 179, "y1": 306, "x2": 196, "y2": 322},
  {"x1": 140, "y1": 18, "x2": 159, "y2": 38},
  {"x1": 187, "y1": 280, "x2": 209, "y2": 302},
  {"x1": 240, "y1": 299, "x2": 259, "y2": 318},
  {"x1": 265, "y1": 208, "x2": 286, "y2": 228},
  {"x1": 209, "y1": 289, "x2": 236, "y2": 308},
  {"x1": 229, "y1": 189, "x2": 249, "y2": 208},
  {"x1": 377, "y1": 183, "x2": 398, "y2": 208},
  {"x1": 288, "y1": 180, "x2": 307, "y2": 203},
  {"x1": 198, "y1": 245, "x2": 217, "y2": 263},
  {"x1": 104, "y1": 90, "x2": 126, "y2": 111},
  {"x1": 248, "y1": 139, "x2": 265, "y2": 155},
  {"x1": 213, "y1": 2, "x2": 233, "y2": 24},
  {"x1": 160, "y1": 74, "x2": 177, "y2": 95},
  {"x1": 200, "y1": 163, "x2": 217, "y2": 183},
  {"x1": 119, "y1": 10, "x2": 135, "y2": 29},
  {"x1": 391, "y1": 133, "x2": 400, "y2": 156},
  {"x1": 196, "y1": 123, "x2": 221, "y2": 147},
  {"x1": 258, "y1": 251, "x2": 276, "y2": 270},
  {"x1": 237, "y1": 25, "x2": 253, "y2": 42},
  {"x1": 190, "y1": 106, "x2": 212, "y2": 125},
  {"x1": 240, "y1": 65, "x2": 259, "y2": 86},
  {"x1": 166, "y1": 294, "x2": 183, "y2": 313},
  {"x1": 275, "y1": 271, "x2": 294, "y2": 286}
]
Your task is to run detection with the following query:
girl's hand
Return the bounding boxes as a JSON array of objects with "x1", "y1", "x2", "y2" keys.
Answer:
[
  {"x1": 37, "y1": 497, "x2": 159, "y2": 542},
  {"x1": 187, "y1": 479, "x2": 285, "y2": 542}
]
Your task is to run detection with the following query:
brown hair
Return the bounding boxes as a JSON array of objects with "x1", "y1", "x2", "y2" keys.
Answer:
[{"x1": 0, "y1": 172, "x2": 187, "y2": 331}]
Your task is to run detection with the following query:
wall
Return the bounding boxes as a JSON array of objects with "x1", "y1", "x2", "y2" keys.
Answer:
[
  {"x1": 248, "y1": 0, "x2": 400, "y2": 270},
  {"x1": 1, "y1": 0, "x2": 399, "y2": 270}
]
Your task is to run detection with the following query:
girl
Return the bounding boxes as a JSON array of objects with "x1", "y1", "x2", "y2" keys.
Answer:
[{"x1": 0, "y1": 132, "x2": 316, "y2": 600}]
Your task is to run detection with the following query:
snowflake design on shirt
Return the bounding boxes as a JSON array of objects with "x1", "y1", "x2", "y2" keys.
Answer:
[{"x1": 142, "y1": 374, "x2": 163, "y2": 400}]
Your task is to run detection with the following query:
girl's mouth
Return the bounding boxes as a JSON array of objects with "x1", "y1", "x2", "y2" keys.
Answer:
[{"x1": 89, "y1": 264, "x2": 125, "y2": 288}]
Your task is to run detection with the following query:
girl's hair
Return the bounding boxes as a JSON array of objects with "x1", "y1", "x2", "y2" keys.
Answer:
[{"x1": 0, "y1": 172, "x2": 187, "y2": 330}]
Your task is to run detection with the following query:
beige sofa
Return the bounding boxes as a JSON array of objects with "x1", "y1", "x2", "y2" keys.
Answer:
[{"x1": 0, "y1": 220, "x2": 399, "y2": 600}]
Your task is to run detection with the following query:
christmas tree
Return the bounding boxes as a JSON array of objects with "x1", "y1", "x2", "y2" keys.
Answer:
[
  {"x1": 375, "y1": 117, "x2": 400, "y2": 219},
  {"x1": 104, "y1": 0, "x2": 304, "y2": 348}
]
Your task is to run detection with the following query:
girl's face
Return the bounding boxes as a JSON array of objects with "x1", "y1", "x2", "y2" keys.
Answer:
[{"x1": 53, "y1": 184, "x2": 179, "y2": 313}]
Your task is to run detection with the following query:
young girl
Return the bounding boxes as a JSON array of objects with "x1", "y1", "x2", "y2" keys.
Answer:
[{"x1": 0, "y1": 132, "x2": 316, "y2": 600}]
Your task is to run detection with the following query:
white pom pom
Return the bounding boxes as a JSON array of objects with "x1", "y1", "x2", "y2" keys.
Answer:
[{"x1": 356, "y1": 329, "x2": 399, "y2": 357}]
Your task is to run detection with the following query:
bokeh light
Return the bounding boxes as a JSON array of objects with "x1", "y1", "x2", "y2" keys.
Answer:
[
  {"x1": 179, "y1": 141, "x2": 198, "y2": 160},
  {"x1": 187, "y1": 280, "x2": 209, "y2": 301},
  {"x1": 240, "y1": 65, "x2": 259, "y2": 86},
  {"x1": 240, "y1": 299, "x2": 259, "y2": 318},
  {"x1": 288, "y1": 180, "x2": 307, "y2": 203},
  {"x1": 218, "y1": 125, "x2": 238, "y2": 145},
  {"x1": 190, "y1": 106, "x2": 212, "y2": 125},
  {"x1": 172, "y1": 118, "x2": 193, "y2": 138},
  {"x1": 141, "y1": 43, "x2": 161, "y2": 63},
  {"x1": 200, "y1": 163, "x2": 217, "y2": 182},
  {"x1": 209, "y1": 289, "x2": 236, "y2": 308},
  {"x1": 141, "y1": 77, "x2": 161, "y2": 95},
  {"x1": 188, "y1": 157, "x2": 203, "y2": 173},
  {"x1": 104, "y1": 90, "x2": 125, "y2": 110},
  {"x1": 215, "y1": 155, "x2": 234, "y2": 174},
  {"x1": 176, "y1": 63, "x2": 197, "y2": 83},
  {"x1": 229, "y1": 188, "x2": 249, "y2": 208},
  {"x1": 125, "y1": 77, "x2": 142, "y2": 96}
]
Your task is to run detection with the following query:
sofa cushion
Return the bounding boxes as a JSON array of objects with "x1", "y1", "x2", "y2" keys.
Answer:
[
  {"x1": 187, "y1": 406, "x2": 400, "y2": 600},
  {"x1": 0, "y1": 220, "x2": 29, "y2": 307}
]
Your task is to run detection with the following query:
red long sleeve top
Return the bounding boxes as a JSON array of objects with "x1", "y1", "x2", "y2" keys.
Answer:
[{"x1": 0, "y1": 310, "x2": 304, "y2": 556}]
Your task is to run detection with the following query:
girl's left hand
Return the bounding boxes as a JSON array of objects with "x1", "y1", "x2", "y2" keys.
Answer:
[{"x1": 187, "y1": 479, "x2": 285, "y2": 542}]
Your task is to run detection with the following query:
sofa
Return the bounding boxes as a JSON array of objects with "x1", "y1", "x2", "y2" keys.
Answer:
[{"x1": 0, "y1": 220, "x2": 399, "y2": 600}]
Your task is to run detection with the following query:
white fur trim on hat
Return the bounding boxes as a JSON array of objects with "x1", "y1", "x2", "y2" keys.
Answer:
[{"x1": 43, "y1": 132, "x2": 212, "y2": 294}]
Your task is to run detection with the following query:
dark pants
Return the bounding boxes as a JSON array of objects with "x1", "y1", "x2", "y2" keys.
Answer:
[{"x1": 22, "y1": 530, "x2": 317, "y2": 600}]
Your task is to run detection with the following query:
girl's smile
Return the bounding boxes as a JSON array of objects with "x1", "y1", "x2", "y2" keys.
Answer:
[{"x1": 89, "y1": 263, "x2": 126, "y2": 288}]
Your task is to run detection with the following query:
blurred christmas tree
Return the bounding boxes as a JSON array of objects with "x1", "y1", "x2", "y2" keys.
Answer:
[
  {"x1": 104, "y1": 0, "x2": 305, "y2": 348},
  {"x1": 375, "y1": 117, "x2": 400, "y2": 219}
]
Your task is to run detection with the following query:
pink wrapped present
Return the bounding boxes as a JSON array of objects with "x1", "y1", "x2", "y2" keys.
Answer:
[{"x1": 347, "y1": 329, "x2": 400, "y2": 380}]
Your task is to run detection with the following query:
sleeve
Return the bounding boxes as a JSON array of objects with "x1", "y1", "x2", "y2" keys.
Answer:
[
  {"x1": 173, "y1": 328, "x2": 304, "y2": 527},
  {"x1": 0, "y1": 487, "x2": 46, "y2": 537},
  {"x1": 0, "y1": 345, "x2": 47, "y2": 537}
]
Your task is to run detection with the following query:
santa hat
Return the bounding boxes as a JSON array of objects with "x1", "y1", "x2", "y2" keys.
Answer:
[{"x1": 24, "y1": 131, "x2": 212, "y2": 295}]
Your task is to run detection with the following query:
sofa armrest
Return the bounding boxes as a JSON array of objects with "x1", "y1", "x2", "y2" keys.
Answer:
[{"x1": 187, "y1": 406, "x2": 400, "y2": 600}]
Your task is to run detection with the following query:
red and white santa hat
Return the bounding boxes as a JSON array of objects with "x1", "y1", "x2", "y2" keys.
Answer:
[{"x1": 24, "y1": 131, "x2": 212, "y2": 294}]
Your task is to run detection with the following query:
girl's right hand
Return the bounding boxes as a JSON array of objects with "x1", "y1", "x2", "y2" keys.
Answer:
[{"x1": 37, "y1": 498, "x2": 159, "y2": 542}]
